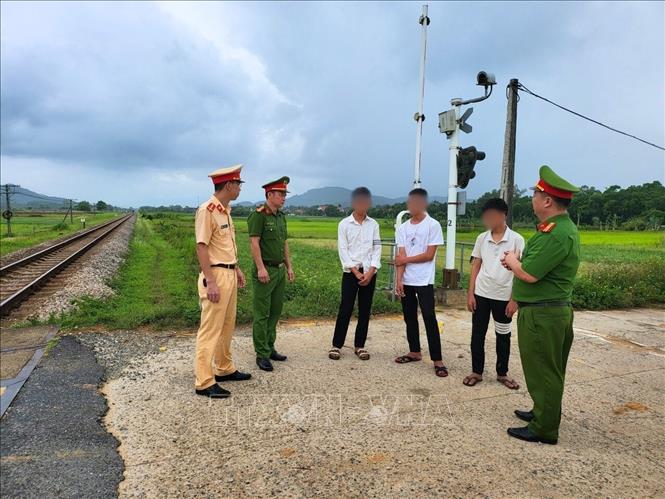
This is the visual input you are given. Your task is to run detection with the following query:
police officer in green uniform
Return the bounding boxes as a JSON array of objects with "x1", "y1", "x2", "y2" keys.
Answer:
[
  {"x1": 247, "y1": 177, "x2": 295, "y2": 371},
  {"x1": 501, "y1": 165, "x2": 580, "y2": 445}
]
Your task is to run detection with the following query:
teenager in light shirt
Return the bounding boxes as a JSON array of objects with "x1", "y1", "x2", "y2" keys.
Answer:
[
  {"x1": 464, "y1": 198, "x2": 525, "y2": 389},
  {"x1": 329, "y1": 187, "x2": 381, "y2": 361},
  {"x1": 394, "y1": 188, "x2": 449, "y2": 377}
]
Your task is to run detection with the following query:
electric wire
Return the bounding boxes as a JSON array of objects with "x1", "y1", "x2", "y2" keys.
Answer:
[{"x1": 516, "y1": 83, "x2": 664, "y2": 151}]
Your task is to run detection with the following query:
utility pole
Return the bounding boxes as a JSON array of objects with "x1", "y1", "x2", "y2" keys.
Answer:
[
  {"x1": 69, "y1": 199, "x2": 73, "y2": 223},
  {"x1": 500, "y1": 78, "x2": 519, "y2": 227},
  {"x1": 2, "y1": 184, "x2": 15, "y2": 237}
]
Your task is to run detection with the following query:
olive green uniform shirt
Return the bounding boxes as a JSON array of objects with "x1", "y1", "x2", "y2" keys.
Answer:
[
  {"x1": 512, "y1": 213, "x2": 580, "y2": 303},
  {"x1": 247, "y1": 204, "x2": 288, "y2": 265}
]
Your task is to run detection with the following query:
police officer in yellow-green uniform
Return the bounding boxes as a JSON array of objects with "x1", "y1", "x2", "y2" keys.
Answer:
[
  {"x1": 247, "y1": 177, "x2": 295, "y2": 372},
  {"x1": 194, "y1": 165, "x2": 251, "y2": 399},
  {"x1": 501, "y1": 165, "x2": 580, "y2": 444}
]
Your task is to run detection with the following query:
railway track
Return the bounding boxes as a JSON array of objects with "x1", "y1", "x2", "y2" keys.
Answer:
[{"x1": 0, "y1": 214, "x2": 133, "y2": 316}]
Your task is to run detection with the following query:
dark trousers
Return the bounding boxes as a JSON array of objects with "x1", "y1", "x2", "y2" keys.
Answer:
[
  {"x1": 332, "y1": 271, "x2": 377, "y2": 349},
  {"x1": 401, "y1": 285, "x2": 442, "y2": 361},
  {"x1": 471, "y1": 294, "x2": 512, "y2": 376}
]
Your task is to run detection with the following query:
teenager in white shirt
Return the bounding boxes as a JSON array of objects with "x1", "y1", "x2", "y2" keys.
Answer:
[
  {"x1": 329, "y1": 187, "x2": 381, "y2": 361},
  {"x1": 464, "y1": 198, "x2": 525, "y2": 389},
  {"x1": 394, "y1": 188, "x2": 448, "y2": 377}
]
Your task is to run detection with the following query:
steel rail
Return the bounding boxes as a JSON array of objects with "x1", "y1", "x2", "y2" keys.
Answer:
[
  {"x1": 1, "y1": 214, "x2": 132, "y2": 276},
  {"x1": 0, "y1": 214, "x2": 133, "y2": 315}
]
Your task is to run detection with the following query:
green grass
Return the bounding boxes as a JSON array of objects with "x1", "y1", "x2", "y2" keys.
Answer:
[
  {"x1": 61, "y1": 214, "x2": 404, "y2": 329},
  {"x1": 0, "y1": 211, "x2": 121, "y2": 256},
  {"x1": 58, "y1": 213, "x2": 665, "y2": 330}
]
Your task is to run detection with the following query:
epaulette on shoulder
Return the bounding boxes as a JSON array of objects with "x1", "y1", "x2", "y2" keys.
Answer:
[
  {"x1": 206, "y1": 203, "x2": 215, "y2": 213},
  {"x1": 538, "y1": 222, "x2": 556, "y2": 233},
  {"x1": 256, "y1": 206, "x2": 265, "y2": 213}
]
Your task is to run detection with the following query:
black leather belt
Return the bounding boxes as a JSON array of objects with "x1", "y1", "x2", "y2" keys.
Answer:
[
  {"x1": 211, "y1": 263, "x2": 237, "y2": 269},
  {"x1": 263, "y1": 261, "x2": 284, "y2": 268},
  {"x1": 518, "y1": 301, "x2": 571, "y2": 308}
]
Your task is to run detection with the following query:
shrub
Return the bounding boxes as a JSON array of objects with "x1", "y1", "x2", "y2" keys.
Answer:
[{"x1": 573, "y1": 258, "x2": 665, "y2": 309}]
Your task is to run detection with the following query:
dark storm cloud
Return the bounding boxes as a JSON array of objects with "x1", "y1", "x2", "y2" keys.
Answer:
[
  {"x1": 1, "y1": 2, "x2": 304, "y2": 171},
  {"x1": 0, "y1": 1, "x2": 663, "y2": 207}
]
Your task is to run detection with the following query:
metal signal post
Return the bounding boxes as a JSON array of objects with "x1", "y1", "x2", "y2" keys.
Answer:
[
  {"x1": 444, "y1": 104, "x2": 460, "y2": 273},
  {"x1": 439, "y1": 72, "x2": 496, "y2": 287},
  {"x1": 395, "y1": 5, "x2": 430, "y2": 233},
  {"x1": 412, "y1": 4, "x2": 430, "y2": 189}
]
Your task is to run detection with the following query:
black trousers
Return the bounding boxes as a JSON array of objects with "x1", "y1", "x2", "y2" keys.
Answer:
[
  {"x1": 401, "y1": 285, "x2": 442, "y2": 361},
  {"x1": 332, "y1": 271, "x2": 377, "y2": 349},
  {"x1": 471, "y1": 294, "x2": 512, "y2": 376}
]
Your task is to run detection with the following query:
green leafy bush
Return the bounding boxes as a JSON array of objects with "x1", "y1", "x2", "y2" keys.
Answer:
[{"x1": 573, "y1": 258, "x2": 665, "y2": 309}]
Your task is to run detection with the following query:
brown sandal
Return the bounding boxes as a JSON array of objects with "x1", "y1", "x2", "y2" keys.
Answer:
[
  {"x1": 355, "y1": 348, "x2": 370, "y2": 360},
  {"x1": 463, "y1": 374, "x2": 483, "y2": 386},
  {"x1": 497, "y1": 376, "x2": 519, "y2": 390},
  {"x1": 435, "y1": 365, "x2": 449, "y2": 377},
  {"x1": 328, "y1": 348, "x2": 341, "y2": 360}
]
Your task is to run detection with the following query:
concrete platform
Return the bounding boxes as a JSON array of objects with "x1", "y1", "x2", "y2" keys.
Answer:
[{"x1": 98, "y1": 307, "x2": 665, "y2": 498}]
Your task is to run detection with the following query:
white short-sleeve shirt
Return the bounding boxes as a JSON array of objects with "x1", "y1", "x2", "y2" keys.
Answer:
[
  {"x1": 396, "y1": 214, "x2": 444, "y2": 286},
  {"x1": 471, "y1": 226, "x2": 525, "y2": 301}
]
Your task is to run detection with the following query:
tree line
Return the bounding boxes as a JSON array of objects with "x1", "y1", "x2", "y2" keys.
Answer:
[
  {"x1": 367, "y1": 181, "x2": 664, "y2": 231},
  {"x1": 139, "y1": 181, "x2": 665, "y2": 231},
  {"x1": 75, "y1": 200, "x2": 117, "y2": 212}
]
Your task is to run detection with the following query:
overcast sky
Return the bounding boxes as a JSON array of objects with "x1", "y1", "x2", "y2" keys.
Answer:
[{"x1": 1, "y1": 1, "x2": 663, "y2": 207}]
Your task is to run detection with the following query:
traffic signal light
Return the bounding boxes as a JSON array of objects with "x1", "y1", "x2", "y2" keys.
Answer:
[{"x1": 456, "y1": 146, "x2": 486, "y2": 188}]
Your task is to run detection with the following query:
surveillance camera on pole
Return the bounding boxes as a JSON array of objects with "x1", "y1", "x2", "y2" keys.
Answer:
[{"x1": 438, "y1": 71, "x2": 496, "y2": 289}]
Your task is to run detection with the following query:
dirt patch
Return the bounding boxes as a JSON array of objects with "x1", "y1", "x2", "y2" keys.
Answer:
[
  {"x1": 612, "y1": 402, "x2": 649, "y2": 415},
  {"x1": 92, "y1": 308, "x2": 664, "y2": 498}
]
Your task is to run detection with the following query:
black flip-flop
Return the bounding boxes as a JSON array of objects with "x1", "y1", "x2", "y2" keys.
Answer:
[
  {"x1": 435, "y1": 365, "x2": 449, "y2": 378},
  {"x1": 394, "y1": 355, "x2": 421, "y2": 364}
]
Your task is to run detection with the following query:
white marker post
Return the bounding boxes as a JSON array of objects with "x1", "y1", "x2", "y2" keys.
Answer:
[{"x1": 444, "y1": 103, "x2": 460, "y2": 272}]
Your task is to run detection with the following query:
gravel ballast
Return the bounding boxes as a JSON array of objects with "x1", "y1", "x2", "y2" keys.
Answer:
[{"x1": 19, "y1": 216, "x2": 135, "y2": 321}]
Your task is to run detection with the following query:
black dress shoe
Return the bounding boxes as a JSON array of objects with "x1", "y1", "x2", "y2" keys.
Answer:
[
  {"x1": 507, "y1": 426, "x2": 557, "y2": 445},
  {"x1": 270, "y1": 351, "x2": 287, "y2": 361},
  {"x1": 256, "y1": 357, "x2": 274, "y2": 371},
  {"x1": 215, "y1": 371, "x2": 252, "y2": 382},
  {"x1": 195, "y1": 384, "x2": 231, "y2": 398},
  {"x1": 514, "y1": 409, "x2": 534, "y2": 422}
]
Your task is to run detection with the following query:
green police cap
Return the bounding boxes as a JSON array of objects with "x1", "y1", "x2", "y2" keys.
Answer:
[
  {"x1": 532, "y1": 165, "x2": 580, "y2": 199},
  {"x1": 262, "y1": 176, "x2": 290, "y2": 193}
]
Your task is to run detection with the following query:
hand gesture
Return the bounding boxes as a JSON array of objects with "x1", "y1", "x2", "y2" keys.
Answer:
[
  {"x1": 467, "y1": 293, "x2": 477, "y2": 313},
  {"x1": 258, "y1": 267, "x2": 270, "y2": 284},
  {"x1": 395, "y1": 280, "x2": 405, "y2": 297},
  {"x1": 394, "y1": 254, "x2": 408, "y2": 267},
  {"x1": 505, "y1": 300, "x2": 518, "y2": 318},
  {"x1": 358, "y1": 271, "x2": 373, "y2": 287},
  {"x1": 207, "y1": 280, "x2": 221, "y2": 303},
  {"x1": 501, "y1": 250, "x2": 520, "y2": 271},
  {"x1": 287, "y1": 267, "x2": 295, "y2": 283},
  {"x1": 236, "y1": 268, "x2": 246, "y2": 289}
]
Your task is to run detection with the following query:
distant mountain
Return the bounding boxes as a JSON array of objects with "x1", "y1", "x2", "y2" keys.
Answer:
[
  {"x1": 284, "y1": 186, "x2": 446, "y2": 208},
  {"x1": 0, "y1": 186, "x2": 70, "y2": 210}
]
